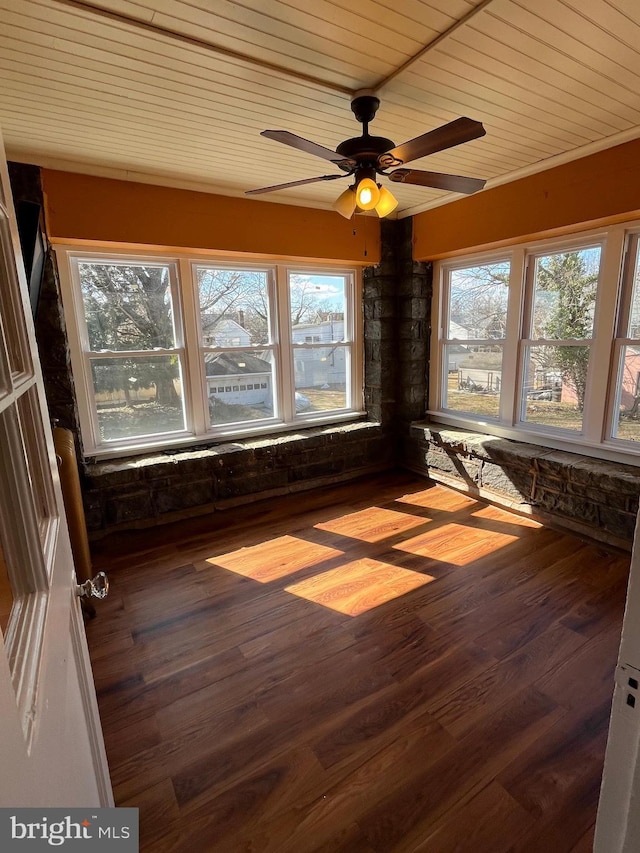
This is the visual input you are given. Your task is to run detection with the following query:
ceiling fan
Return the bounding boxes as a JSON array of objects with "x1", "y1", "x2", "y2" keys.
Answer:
[{"x1": 246, "y1": 90, "x2": 487, "y2": 218}]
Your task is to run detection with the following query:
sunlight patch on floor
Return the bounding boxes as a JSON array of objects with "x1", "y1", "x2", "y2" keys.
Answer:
[
  {"x1": 315, "y1": 505, "x2": 429, "y2": 543},
  {"x1": 206, "y1": 535, "x2": 343, "y2": 582},
  {"x1": 396, "y1": 490, "x2": 475, "y2": 511},
  {"x1": 470, "y1": 504, "x2": 542, "y2": 528},
  {"x1": 285, "y1": 558, "x2": 434, "y2": 616},
  {"x1": 394, "y1": 522, "x2": 519, "y2": 566}
]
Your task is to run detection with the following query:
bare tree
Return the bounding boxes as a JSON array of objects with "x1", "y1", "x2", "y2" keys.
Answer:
[{"x1": 449, "y1": 263, "x2": 510, "y2": 339}]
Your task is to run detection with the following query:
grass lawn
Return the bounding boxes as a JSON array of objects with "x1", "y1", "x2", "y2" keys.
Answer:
[
  {"x1": 97, "y1": 401, "x2": 185, "y2": 441},
  {"x1": 614, "y1": 419, "x2": 640, "y2": 442},
  {"x1": 300, "y1": 387, "x2": 346, "y2": 410},
  {"x1": 97, "y1": 387, "x2": 347, "y2": 440},
  {"x1": 447, "y1": 380, "x2": 584, "y2": 431}
]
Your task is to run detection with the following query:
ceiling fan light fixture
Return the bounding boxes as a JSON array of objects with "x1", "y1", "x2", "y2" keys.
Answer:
[
  {"x1": 374, "y1": 186, "x2": 398, "y2": 218},
  {"x1": 355, "y1": 177, "x2": 380, "y2": 211},
  {"x1": 333, "y1": 186, "x2": 357, "y2": 219}
]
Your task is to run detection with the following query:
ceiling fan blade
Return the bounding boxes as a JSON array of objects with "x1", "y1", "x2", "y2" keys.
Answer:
[
  {"x1": 246, "y1": 174, "x2": 347, "y2": 195},
  {"x1": 261, "y1": 130, "x2": 353, "y2": 168},
  {"x1": 379, "y1": 118, "x2": 486, "y2": 167},
  {"x1": 388, "y1": 169, "x2": 486, "y2": 194}
]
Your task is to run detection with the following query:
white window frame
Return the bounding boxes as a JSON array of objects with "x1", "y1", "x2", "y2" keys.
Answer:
[
  {"x1": 60, "y1": 251, "x2": 192, "y2": 454},
  {"x1": 429, "y1": 222, "x2": 640, "y2": 466},
  {"x1": 55, "y1": 246, "x2": 364, "y2": 458},
  {"x1": 516, "y1": 236, "x2": 606, "y2": 438},
  {"x1": 192, "y1": 260, "x2": 281, "y2": 434},
  {"x1": 285, "y1": 266, "x2": 359, "y2": 425},
  {"x1": 437, "y1": 254, "x2": 512, "y2": 424},
  {"x1": 606, "y1": 229, "x2": 640, "y2": 449}
]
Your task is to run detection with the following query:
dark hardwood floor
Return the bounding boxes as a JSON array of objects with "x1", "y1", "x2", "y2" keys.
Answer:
[{"x1": 87, "y1": 472, "x2": 629, "y2": 852}]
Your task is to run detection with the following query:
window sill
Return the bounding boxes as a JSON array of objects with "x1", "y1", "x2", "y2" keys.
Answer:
[
  {"x1": 409, "y1": 418, "x2": 640, "y2": 547},
  {"x1": 426, "y1": 410, "x2": 640, "y2": 468},
  {"x1": 84, "y1": 410, "x2": 367, "y2": 461}
]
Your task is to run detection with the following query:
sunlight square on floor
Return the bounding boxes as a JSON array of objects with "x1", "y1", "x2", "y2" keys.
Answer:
[
  {"x1": 284, "y1": 557, "x2": 434, "y2": 616},
  {"x1": 206, "y1": 535, "x2": 343, "y2": 582},
  {"x1": 394, "y1": 522, "x2": 519, "y2": 566},
  {"x1": 314, "y1": 505, "x2": 429, "y2": 543},
  {"x1": 395, "y1": 489, "x2": 477, "y2": 512}
]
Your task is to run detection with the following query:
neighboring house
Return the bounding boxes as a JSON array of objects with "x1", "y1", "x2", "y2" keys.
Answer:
[
  {"x1": 291, "y1": 316, "x2": 345, "y2": 388},
  {"x1": 555, "y1": 351, "x2": 640, "y2": 410},
  {"x1": 620, "y1": 350, "x2": 640, "y2": 409},
  {"x1": 446, "y1": 321, "x2": 471, "y2": 372},
  {"x1": 448, "y1": 320, "x2": 471, "y2": 340},
  {"x1": 201, "y1": 315, "x2": 251, "y2": 348},
  {"x1": 204, "y1": 351, "x2": 272, "y2": 407}
]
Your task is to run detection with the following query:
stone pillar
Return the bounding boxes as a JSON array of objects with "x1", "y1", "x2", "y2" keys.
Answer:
[
  {"x1": 363, "y1": 219, "x2": 399, "y2": 428},
  {"x1": 363, "y1": 218, "x2": 432, "y2": 462},
  {"x1": 395, "y1": 219, "x2": 432, "y2": 460}
]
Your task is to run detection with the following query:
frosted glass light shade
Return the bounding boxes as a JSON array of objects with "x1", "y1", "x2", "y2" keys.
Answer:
[
  {"x1": 333, "y1": 187, "x2": 357, "y2": 219},
  {"x1": 355, "y1": 178, "x2": 380, "y2": 211},
  {"x1": 375, "y1": 186, "x2": 399, "y2": 217}
]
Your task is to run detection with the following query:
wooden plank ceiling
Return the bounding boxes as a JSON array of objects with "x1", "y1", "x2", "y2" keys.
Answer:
[{"x1": 1, "y1": 0, "x2": 640, "y2": 217}]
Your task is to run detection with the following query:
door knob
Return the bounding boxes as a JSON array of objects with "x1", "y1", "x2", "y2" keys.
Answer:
[{"x1": 76, "y1": 571, "x2": 109, "y2": 600}]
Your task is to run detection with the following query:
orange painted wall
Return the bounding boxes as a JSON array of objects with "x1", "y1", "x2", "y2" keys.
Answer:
[
  {"x1": 41, "y1": 170, "x2": 380, "y2": 264},
  {"x1": 413, "y1": 138, "x2": 640, "y2": 260}
]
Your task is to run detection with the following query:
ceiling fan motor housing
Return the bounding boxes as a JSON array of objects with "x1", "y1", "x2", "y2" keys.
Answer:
[{"x1": 336, "y1": 134, "x2": 396, "y2": 162}]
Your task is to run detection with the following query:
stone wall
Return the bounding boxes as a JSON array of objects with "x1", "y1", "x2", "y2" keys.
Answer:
[
  {"x1": 408, "y1": 422, "x2": 640, "y2": 548},
  {"x1": 84, "y1": 421, "x2": 391, "y2": 534}
]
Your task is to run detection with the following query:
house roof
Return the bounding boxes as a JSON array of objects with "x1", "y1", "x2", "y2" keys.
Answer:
[
  {"x1": 2, "y1": 1, "x2": 640, "y2": 219},
  {"x1": 204, "y1": 352, "x2": 271, "y2": 377},
  {"x1": 201, "y1": 316, "x2": 248, "y2": 334}
]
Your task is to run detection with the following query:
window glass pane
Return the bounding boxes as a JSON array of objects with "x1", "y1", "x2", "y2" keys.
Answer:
[
  {"x1": 521, "y1": 345, "x2": 589, "y2": 431},
  {"x1": 294, "y1": 345, "x2": 348, "y2": 412},
  {"x1": 90, "y1": 355, "x2": 186, "y2": 441},
  {"x1": 443, "y1": 343, "x2": 502, "y2": 418},
  {"x1": 448, "y1": 261, "x2": 509, "y2": 340},
  {"x1": 0, "y1": 215, "x2": 31, "y2": 379},
  {"x1": 78, "y1": 262, "x2": 177, "y2": 351},
  {"x1": 205, "y1": 350, "x2": 276, "y2": 425},
  {"x1": 16, "y1": 388, "x2": 56, "y2": 551},
  {"x1": 197, "y1": 268, "x2": 270, "y2": 347},
  {"x1": 289, "y1": 274, "x2": 347, "y2": 341},
  {"x1": 0, "y1": 536, "x2": 13, "y2": 637},
  {"x1": 0, "y1": 403, "x2": 49, "y2": 738},
  {"x1": 626, "y1": 244, "x2": 640, "y2": 337},
  {"x1": 531, "y1": 249, "x2": 600, "y2": 339},
  {"x1": 612, "y1": 345, "x2": 640, "y2": 442}
]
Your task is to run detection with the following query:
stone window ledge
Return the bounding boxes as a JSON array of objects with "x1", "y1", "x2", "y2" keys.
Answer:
[
  {"x1": 86, "y1": 421, "x2": 381, "y2": 482},
  {"x1": 82, "y1": 421, "x2": 392, "y2": 535},
  {"x1": 408, "y1": 420, "x2": 640, "y2": 548}
]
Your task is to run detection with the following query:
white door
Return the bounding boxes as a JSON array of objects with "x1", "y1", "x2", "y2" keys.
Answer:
[
  {"x1": 0, "y1": 131, "x2": 112, "y2": 806},
  {"x1": 595, "y1": 508, "x2": 640, "y2": 852}
]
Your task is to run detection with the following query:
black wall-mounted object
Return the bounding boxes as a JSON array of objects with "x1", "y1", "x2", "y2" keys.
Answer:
[{"x1": 15, "y1": 200, "x2": 46, "y2": 319}]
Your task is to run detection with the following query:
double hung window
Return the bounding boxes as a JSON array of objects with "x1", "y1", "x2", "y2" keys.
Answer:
[
  {"x1": 432, "y1": 225, "x2": 640, "y2": 462},
  {"x1": 519, "y1": 245, "x2": 601, "y2": 434},
  {"x1": 611, "y1": 234, "x2": 640, "y2": 444},
  {"x1": 58, "y1": 250, "x2": 362, "y2": 456},
  {"x1": 440, "y1": 259, "x2": 510, "y2": 421}
]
